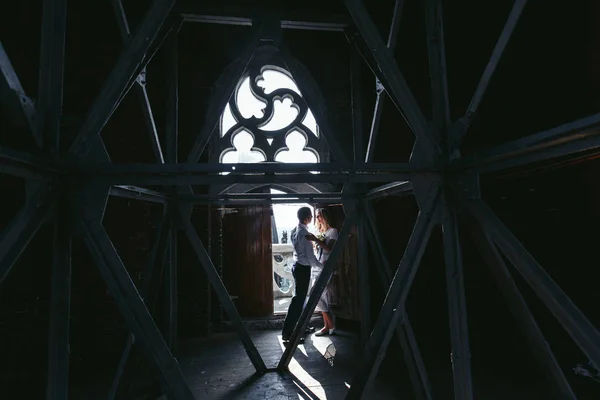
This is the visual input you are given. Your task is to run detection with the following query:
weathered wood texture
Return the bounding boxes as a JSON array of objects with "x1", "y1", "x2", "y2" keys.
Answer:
[{"x1": 222, "y1": 205, "x2": 273, "y2": 317}]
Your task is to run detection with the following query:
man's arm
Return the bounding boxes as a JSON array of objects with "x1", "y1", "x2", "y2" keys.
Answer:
[{"x1": 304, "y1": 236, "x2": 323, "y2": 269}]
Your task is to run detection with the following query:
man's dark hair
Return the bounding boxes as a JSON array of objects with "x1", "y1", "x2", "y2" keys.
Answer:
[{"x1": 297, "y1": 206, "x2": 312, "y2": 223}]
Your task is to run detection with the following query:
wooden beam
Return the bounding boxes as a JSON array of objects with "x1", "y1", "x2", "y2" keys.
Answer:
[
  {"x1": 425, "y1": 0, "x2": 450, "y2": 136},
  {"x1": 351, "y1": 43, "x2": 364, "y2": 164},
  {"x1": 164, "y1": 216, "x2": 178, "y2": 350},
  {"x1": 344, "y1": 0, "x2": 441, "y2": 156},
  {"x1": 0, "y1": 42, "x2": 37, "y2": 141},
  {"x1": 356, "y1": 207, "x2": 370, "y2": 348},
  {"x1": 111, "y1": 0, "x2": 165, "y2": 163},
  {"x1": 450, "y1": 0, "x2": 528, "y2": 148},
  {"x1": 178, "y1": 1, "x2": 351, "y2": 32},
  {"x1": 280, "y1": 47, "x2": 349, "y2": 164},
  {"x1": 363, "y1": 0, "x2": 404, "y2": 163},
  {"x1": 177, "y1": 209, "x2": 267, "y2": 373},
  {"x1": 69, "y1": 0, "x2": 177, "y2": 158},
  {"x1": 468, "y1": 221, "x2": 576, "y2": 399},
  {"x1": 46, "y1": 200, "x2": 72, "y2": 400},
  {"x1": 79, "y1": 216, "x2": 194, "y2": 400},
  {"x1": 108, "y1": 214, "x2": 170, "y2": 399},
  {"x1": 37, "y1": 0, "x2": 67, "y2": 152},
  {"x1": 278, "y1": 212, "x2": 357, "y2": 369},
  {"x1": 463, "y1": 197, "x2": 600, "y2": 371},
  {"x1": 186, "y1": 23, "x2": 266, "y2": 162},
  {"x1": 0, "y1": 184, "x2": 59, "y2": 284},
  {"x1": 364, "y1": 202, "x2": 433, "y2": 400},
  {"x1": 346, "y1": 187, "x2": 440, "y2": 399},
  {"x1": 441, "y1": 195, "x2": 473, "y2": 399}
]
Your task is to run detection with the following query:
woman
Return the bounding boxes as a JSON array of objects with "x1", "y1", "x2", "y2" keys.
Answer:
[{"x1": 306, "y1": 208, "x2": 338, "y2": 336}]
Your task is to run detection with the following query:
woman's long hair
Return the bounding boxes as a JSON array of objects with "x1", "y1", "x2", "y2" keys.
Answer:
[{"x1": 315, "y1": 208, "x2": 333, "y2": 233}]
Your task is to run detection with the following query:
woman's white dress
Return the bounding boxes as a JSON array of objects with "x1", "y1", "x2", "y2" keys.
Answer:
[{"x1": 312, "y1": 227, "x2": 339, "y2": 312}]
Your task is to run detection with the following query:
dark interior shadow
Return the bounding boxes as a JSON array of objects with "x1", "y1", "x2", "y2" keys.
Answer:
[{"x1": 214, "y1": 371, "x2": 264, "y2": 400}]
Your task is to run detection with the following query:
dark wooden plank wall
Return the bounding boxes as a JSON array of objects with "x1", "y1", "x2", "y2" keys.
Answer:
[{"x1": 222, "y1": 205, "x2": 273, "y2": 317}]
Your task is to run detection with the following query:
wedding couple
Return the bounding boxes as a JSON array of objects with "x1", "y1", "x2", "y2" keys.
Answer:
[{"x1": 281, "y1": 206, "x2": 338, "y2": 343}]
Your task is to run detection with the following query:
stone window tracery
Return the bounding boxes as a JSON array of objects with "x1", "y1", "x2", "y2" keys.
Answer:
[{"x1": 218, "y1": 65, "x2": 322, "y2": 167}]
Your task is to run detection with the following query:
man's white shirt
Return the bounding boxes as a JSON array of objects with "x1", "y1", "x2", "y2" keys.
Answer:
[{"x1": 290, "y1": 223, "x2": 323, "y2": 269}]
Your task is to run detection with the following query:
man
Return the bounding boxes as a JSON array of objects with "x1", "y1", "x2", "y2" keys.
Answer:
[{"x1": 281, "y1": 206, "x2": 323, "y2": 342}]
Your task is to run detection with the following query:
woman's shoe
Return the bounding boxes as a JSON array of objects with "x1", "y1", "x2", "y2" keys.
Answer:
[{"x1": 314, "y1": 327, "x2": 329, "y2": 336}]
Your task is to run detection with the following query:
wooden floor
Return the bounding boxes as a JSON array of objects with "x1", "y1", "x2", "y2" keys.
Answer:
[{"x1": 159, "y1": 329, "x2": 402, "y2": 400}]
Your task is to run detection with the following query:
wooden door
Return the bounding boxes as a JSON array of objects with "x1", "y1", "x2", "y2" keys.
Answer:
[
  {"x1": 222, "y1": 205, "x2": 273, "y2": 317},
  {"x1": 324, "y1": 205, "x2": 360, "y2": 321}
]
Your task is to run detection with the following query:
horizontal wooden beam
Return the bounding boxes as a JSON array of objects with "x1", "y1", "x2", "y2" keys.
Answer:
[{"x1": 178, "y1": 2, "x2": 350, "y2": 31}]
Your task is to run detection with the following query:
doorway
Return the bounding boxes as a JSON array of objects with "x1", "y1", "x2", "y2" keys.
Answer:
[{"x1": 270, "y1": 188, "x2": 315, "y2": 314}]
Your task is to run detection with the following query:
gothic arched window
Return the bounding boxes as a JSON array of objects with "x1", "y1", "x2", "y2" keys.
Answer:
[{"x1": 218, "y1": 65, "x2": 323, "y2": 168}]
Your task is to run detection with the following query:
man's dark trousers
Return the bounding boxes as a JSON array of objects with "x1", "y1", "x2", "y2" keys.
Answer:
[{"x1": 282, "y1": 262, "x2": 311, "y2": 339}]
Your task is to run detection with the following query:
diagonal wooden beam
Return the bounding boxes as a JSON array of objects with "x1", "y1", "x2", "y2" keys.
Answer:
[
  {"x1": 37, "y1": 0, "x2": 67, "y2": 152},
  {"x1": 344, "y1": 0, "x2": 441, "y2": 156},
  {"x1": 0, "y1": 41, "x2": 37, "y2": 141},
  {"x1": 79, "y1": 215, "x2": 194, "y2": 400},
  {"x1": 451, "y1": 0, "x2": 528, "y2": 147},
  {"x1": 363, "y1": 202, "x2": 433, "y2": 400},
  {"x1": 186, "y1": 24, "x2": 266, "y2": 163},
  {"x1": 108, "y1": 212, "x2": 170, "y2": 400},
  {"x1": 280, "y1": 47, "x2": 349, "y2": 164},
  {"x1": 468, "y1": 221, "x2": 576, "y2": 399},
  {"x1": 441, "y1": 195, "x2": 473, "y2": 399},
  {"x1": 68, "y1": 0, "x2": 177, "y2": 158},
  {"x1": 463, "y1": 197, "x2": 600, "y2": 371},
  {"x1": 0, "y1": 184, "x2": 59, "y2": 285},
  {"x1": 425, "y1": 0, "x2": 450, "y2": 135},
  {"x1": 111, "y1": 0, "x2": 165, "y2": 163},
  {"x1": 277, "y1": 211, "x2": 357, "y2": 369},
  {"x1": 363, "y1": 0, "x2": 404, "y2": 163},
  {"x1": 346, "y1": 187, "x2": 440, "y2": 399},
  {"x1": 450, "y1": 112, "x2": 600, "y2": 173},
  {"x1": 177, "y1": 208, "x2": 266, "y2": 372},
  {"x1": 110, "y1": 17, "x2": 182, "y2": 122}
]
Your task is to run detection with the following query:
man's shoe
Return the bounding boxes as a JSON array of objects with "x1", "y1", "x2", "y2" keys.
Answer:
[{"x1": 305, "y1": 326, "x2": 316, "y2": 334}]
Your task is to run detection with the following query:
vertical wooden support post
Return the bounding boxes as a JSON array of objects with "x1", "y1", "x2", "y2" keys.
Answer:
[
  {"x1": 46, "y1": 200, "x2": 71, "y2": 400},
  {"x1": 164, "y1": 218, "x2": 178, "y2": 350},
  {"x1": 441, "y1": 196, "x2": 473, "y2": 399},
  {"x1": 38, "y1": 1, "x2": 69, "y2": 397},
  {"x1": 351, "y1": 45, "x2": 364, "y2": 165},
  {"x1": 37, "y1": 0, "x2": 67, "y2": 151},
  {"x1": 164, "y1": 28, "x2": 179, "y2": 350},
  {"x1": 356, "y1": 204, "x2": 370, "y2": 348}
]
